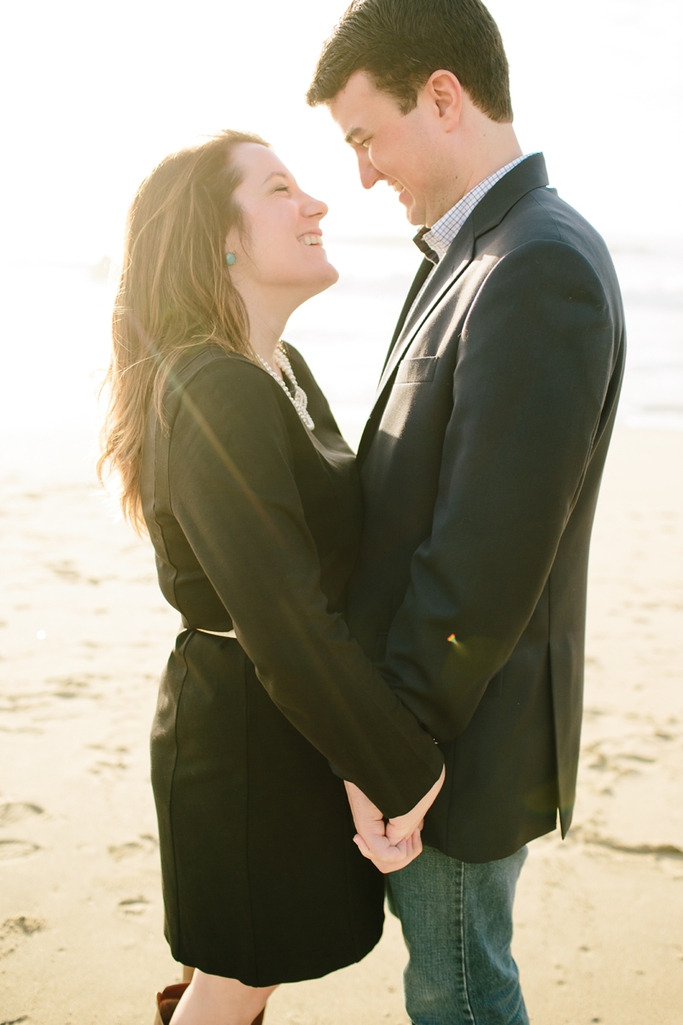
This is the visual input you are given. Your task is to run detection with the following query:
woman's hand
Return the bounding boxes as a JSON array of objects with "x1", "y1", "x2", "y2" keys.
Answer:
[
  {"x1": 385, "y1": 764, "x2": 446, "y2": 844},
  {"x1": 354, "y1": 825, "x2": 423, "y2": 874},
  {"x1": 344, "y1": 781, "x2": 424, "y2": 874}
]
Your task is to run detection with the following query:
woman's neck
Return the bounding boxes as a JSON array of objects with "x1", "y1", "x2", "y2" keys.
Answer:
[
  {"x1": 248, "y1": 320, "x2": 284, "y2": 375},
  {"x1": 237, "y1": 283, "x2": 302, "y2": 378}
]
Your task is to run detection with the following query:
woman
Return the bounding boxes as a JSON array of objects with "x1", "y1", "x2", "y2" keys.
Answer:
[{"x1": 99, "y1": 130, "x2": 444, "y2": 1025}]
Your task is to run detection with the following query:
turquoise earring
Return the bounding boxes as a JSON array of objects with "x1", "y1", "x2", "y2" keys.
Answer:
[{"x1": 225, "y1": 252, "x2": 236, "y2": 266}]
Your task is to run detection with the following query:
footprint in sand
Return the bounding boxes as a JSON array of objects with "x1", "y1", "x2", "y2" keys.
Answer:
[
  {"x1": 0, "y1": 840, "x2": 41, "y2": 861},
  {"x1": 46, "y1": 560, "x2": 82, "y2": 583},
  {"x1": 0, "y1": 802, "x2": 44, "y2": 826},
  {"x1": 48, "y1": 675, "x2": 95, "y2": 700},
  {"x1": 0, "y1": 916, "x2": 45, "y2": 959},
  {"x1": 118, "y1": 896, "x2": 150, "y2": 916},
  {"x1": 108, "y1": 834, "x2": 158, "y2": 862}
]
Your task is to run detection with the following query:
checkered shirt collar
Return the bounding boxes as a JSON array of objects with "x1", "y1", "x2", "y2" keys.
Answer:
[{"x1": 414, "y1": 154, "x2": 536, "y2": 264}]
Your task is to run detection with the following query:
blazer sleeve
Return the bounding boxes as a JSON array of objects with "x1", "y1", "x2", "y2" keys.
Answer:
[
  {"x1": 167, "y1": 358, "x2": 444, "y2": 817},
  {"x1": 382, "y1": 239, "x2": 618, "y2": 741}
]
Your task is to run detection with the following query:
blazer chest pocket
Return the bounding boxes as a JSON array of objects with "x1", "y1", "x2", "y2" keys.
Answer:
[{"x1": 396, "y1": 356, "x2": 438, "y2": 383}]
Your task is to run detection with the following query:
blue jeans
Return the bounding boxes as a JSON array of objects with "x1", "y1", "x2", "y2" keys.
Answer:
[{"x1": 386, "y1": 845, "x2": 529, "y2": 1025}]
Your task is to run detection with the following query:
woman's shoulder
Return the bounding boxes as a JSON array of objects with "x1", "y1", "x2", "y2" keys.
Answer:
[
  {"x1": 163, "y1": 343, "x2": 290, "y2": 442},
  {"x1": 177, "y1": 342, "x2": 310, "y2": 395},
  {"x1": 172, "y1": 343, "x2": 263, "y2": 390},
  {"x1": 163, "y1": 343, "x2": 285, "y2": 411}
]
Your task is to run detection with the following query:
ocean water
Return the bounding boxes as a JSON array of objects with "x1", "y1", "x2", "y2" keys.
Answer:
[{"x1": 1, "y1": 237, "x2": 681, "y2": 466}]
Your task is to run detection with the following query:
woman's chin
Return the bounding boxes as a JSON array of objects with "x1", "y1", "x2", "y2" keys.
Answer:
[
  {"x1": 305, "y1": 261, "x2": 339, "y2": 296},
  {"x1": 323, "y1": 261, "x2": 340, "y2": 287}
]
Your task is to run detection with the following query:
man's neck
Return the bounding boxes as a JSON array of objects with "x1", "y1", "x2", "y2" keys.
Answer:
[{"x1": 426, "y1": 123, "x2": 522, "y2": 226}]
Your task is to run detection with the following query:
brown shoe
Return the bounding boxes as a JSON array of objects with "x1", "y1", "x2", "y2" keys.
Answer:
[
  {"x1": 155, "y1": 982, "x2": 189, "y2": 1024},
  {"x1": 154, "y1": 981, "x2": 266, "y2": 1024}
]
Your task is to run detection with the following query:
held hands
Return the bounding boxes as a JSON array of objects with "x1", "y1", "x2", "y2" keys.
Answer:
[
  {"x1": 385, "y1": 764, "x2": 446, "y2": 844},
  {"x1": 347, "y1": 783, "x2": 423, "y2": 873},
  {"x1": 344, "y1": 766, "x2": 445, "y2": 874}
]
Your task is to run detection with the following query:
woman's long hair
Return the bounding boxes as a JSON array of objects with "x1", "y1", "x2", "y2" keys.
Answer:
[{"x1": 98, "y1": 129, "x2": 268, "y2": 531}]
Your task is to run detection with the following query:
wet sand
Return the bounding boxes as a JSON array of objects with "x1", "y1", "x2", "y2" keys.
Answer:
[{"x1": 0, "y1": 427, "x2": 681, "y2": 1024}]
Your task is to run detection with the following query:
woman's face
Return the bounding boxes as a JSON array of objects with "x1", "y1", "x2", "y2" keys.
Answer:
[{"x1": 227, "y1": 144, "x2": 338, "y2": 299}]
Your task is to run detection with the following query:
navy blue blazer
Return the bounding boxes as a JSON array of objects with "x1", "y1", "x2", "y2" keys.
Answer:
[{"x1": 348, "y1": 154, "x2": 625, "y2": 862}]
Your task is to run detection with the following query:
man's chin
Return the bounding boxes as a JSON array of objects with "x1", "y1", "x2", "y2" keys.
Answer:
[{"x1": 399, "y1": 193, "x2": 423, "y2": 227}]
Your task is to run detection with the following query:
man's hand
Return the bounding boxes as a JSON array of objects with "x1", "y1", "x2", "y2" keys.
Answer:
[
  {"x1": 344, "y1": 781, "x2": 424, "y2": 874},
  {"x1": 385, "y1": 764, "x2": 446, "y2": 844},
  {"x1": 354, "y1": 824, "x2": 423, "y2": 874}
]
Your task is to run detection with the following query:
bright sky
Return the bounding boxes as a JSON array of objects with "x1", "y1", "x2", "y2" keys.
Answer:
[{"x1": 1, "y1": 0, "x2": 682, "y2": 264}]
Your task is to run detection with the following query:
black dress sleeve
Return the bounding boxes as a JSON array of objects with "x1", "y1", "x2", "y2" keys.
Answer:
[{"x1": 167, "y1": 356, "x2": 444, "y2": 817}]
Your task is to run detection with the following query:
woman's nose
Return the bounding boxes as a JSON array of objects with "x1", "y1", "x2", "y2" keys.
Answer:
[{"x1": 303, "y1": 194, "x2": 328, "y2": 220}]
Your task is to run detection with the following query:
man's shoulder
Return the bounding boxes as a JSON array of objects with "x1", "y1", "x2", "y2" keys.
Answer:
[
  {"x1": 494, "y1": 187, "x2": 612, "y2": 271},
  {"x1": 457, "y1": 189, "x2": 625, "y2": 347}
]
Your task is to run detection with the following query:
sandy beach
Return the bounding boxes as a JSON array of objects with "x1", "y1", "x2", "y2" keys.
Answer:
[{"x1": 1, "y1": 425, "x2": 681, "y2": 1025}]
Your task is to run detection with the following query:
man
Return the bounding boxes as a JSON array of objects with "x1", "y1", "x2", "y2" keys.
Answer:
[{"x1": 307, "y1": 1, "x2": 625, "y2": 1022}]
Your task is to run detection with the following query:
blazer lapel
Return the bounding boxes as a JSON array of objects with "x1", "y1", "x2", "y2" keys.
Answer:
[
  {"x1": 357, "y1": 153, "x2": 551, "y2": 463},
  {"x1": 375, "y1": 221, "x2": 476, "y2": 398},
  {"x1": 380, "y1": 257, "x2": 434, "y2": 377}
]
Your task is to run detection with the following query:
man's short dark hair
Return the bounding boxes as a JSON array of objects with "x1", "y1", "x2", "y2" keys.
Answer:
[{"x1": 307, "y1": 0, "x2": 513, "y2": 123}]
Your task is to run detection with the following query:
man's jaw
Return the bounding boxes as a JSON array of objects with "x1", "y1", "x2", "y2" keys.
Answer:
[{"x1": 389, "y1": 180, "x2": 422, "y2": 225}]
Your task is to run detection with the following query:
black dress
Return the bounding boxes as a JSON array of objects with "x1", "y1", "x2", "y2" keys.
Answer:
[{"x1": 140, "y1": 344, "x2": 442, "y2": 986}]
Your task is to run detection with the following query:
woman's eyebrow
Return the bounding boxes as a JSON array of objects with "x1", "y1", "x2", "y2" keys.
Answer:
[{"x1": 263, "y1": 171, "x2": 289, "y2": 184}]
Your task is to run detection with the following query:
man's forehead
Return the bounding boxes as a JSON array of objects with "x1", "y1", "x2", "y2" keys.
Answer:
[{"x1": 329, "y1": 71, "x2": 392, "y2": 133}]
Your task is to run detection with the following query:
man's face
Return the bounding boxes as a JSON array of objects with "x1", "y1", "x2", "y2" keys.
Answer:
[{"x1": 329, "y1": 70, "x2": 438, "y2": 227}]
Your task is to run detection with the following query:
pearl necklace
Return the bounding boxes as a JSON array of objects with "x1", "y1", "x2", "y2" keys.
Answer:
[{"x1": 256, "y1": 344, "x2": 315, "y2": 431}]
